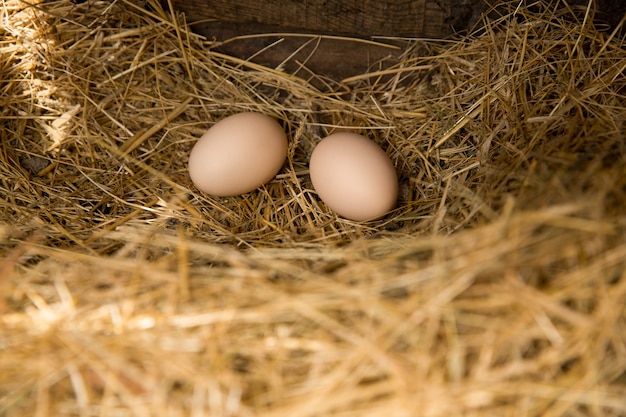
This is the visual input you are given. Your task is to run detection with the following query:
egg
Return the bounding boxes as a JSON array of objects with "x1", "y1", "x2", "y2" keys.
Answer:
[
  {"x1": 309, "y1": 132, "x2": 398, "y2": 221},
  {"x1": 188, "y1": 112, "x2": 288, "y2": 196}
]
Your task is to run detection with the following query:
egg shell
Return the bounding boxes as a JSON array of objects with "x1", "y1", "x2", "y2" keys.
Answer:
[
  {"x1": 188, "y1": 112, "x2": 288, "y2": 197},
  {"x1": 309, "y1": 132, "x2": 398, "y2": 221}
]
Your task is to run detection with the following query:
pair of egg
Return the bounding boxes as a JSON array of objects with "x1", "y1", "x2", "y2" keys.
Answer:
[{"x1": 187, "y1": 112, "x2": 398, "y2": 221}]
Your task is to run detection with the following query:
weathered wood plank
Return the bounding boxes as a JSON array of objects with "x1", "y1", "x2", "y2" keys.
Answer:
[
  {"x1": 198, "y1": 21, "x2": 404, "y2": 82},
  {"x1": 165, "y1": 0, "x2": 489, "y2": 39},
  {"x1": 163, "y1": 1, "x2": 624, "y2": 83}
]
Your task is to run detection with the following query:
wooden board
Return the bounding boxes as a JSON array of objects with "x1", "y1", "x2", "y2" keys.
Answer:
[
  {"x1": 164, "y1": 0, "x2": 490, "y2": 39},
  {"x1": 190, "y1": 20, "x2": 407, "y2": 83},
  {"x1": 161, "y1": 0, "x2": 490, "y2": 82},
  {"x1": 162, "y1": 0, "x2": 625, "y2": 83}
]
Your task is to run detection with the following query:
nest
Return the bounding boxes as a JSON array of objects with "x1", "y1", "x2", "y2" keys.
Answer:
[{"x1": 1, "y1": 0, "x2": 625, "y2": 415}]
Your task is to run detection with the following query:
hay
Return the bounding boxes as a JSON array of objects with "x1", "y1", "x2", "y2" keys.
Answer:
[{"x1": 1, "y1": 0, "x2": 625, "y2": 415}]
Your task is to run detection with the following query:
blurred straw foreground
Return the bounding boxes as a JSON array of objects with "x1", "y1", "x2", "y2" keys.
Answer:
[{"x1": 1, "y1": 0, "x2": 625, "y2": 416}]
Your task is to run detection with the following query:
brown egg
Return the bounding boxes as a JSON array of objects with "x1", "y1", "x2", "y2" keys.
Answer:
[
  {"x1": 309, "y1": 132, "x2": 398, "y2": 221},
  {"x1": 188, "y1": 112, "x2": 288, "y2": 196}
]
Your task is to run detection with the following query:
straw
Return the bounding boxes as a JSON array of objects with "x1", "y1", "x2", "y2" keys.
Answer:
[{"x1": 1, "y1": 0, "x2": 624, "y2": 416}]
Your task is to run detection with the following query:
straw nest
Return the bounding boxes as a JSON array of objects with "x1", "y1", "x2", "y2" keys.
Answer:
[{"x1": 1, "y1": 0, "x2": 625, "y2": 415}]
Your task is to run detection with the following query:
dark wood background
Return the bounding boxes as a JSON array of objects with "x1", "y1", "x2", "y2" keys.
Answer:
[
  {"x1": 164, "y1": 0, "x2": 490, "y2": 39},
  {"x1": 164, "y1": 0, "x2": 624, "y2": 39},
  {"x1": 162, "y1": 0, "x2": 625, "y2": 82}
]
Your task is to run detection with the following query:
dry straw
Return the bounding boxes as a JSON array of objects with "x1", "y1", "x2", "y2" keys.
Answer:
[{"x1": 1, "y1": 0, "x2": 625, "y2": 416}]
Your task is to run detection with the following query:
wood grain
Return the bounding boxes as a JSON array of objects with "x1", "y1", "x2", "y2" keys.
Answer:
[
  {"x1": 164, "y1": 0, "x2": 487, "y2": 39},
  {"x1": 192, "y1": 20, "x2": 404, "y2": 82}
]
